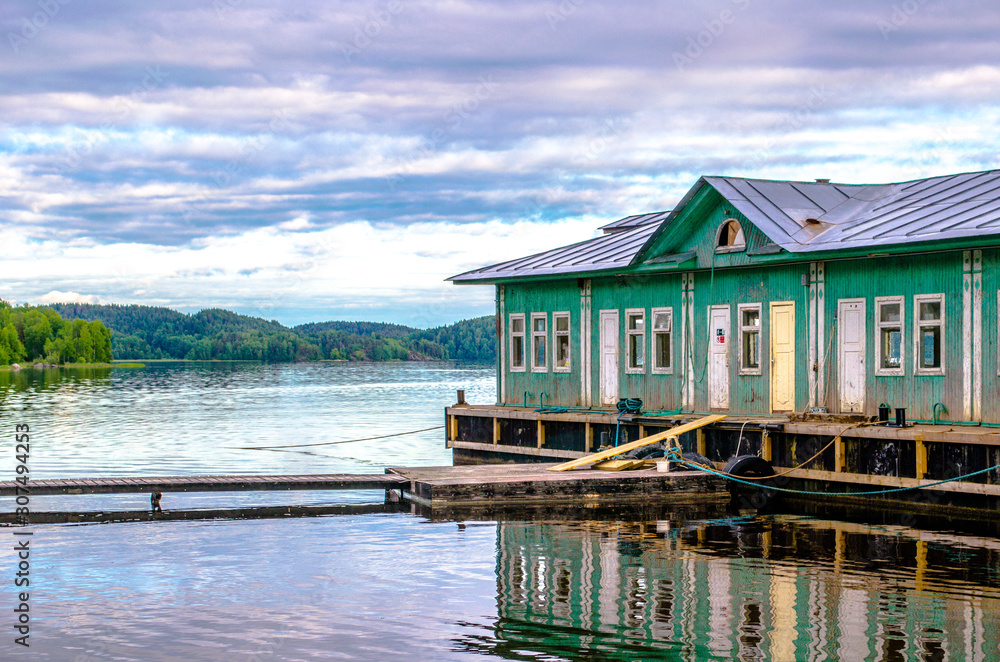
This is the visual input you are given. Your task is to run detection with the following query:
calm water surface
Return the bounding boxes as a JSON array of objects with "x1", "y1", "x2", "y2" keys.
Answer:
[{"x1": 1, "y1": 362, "x2": 999, "y2": 660}]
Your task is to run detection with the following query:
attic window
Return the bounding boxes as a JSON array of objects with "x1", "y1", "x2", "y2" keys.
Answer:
[{"x1": 715, "y1": 219, "x2": 746, "y2": 254}]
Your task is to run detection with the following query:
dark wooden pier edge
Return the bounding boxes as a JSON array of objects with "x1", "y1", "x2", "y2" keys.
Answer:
[{"x1": 445, "y1": 405, "x2": 1000, "y2": 516}]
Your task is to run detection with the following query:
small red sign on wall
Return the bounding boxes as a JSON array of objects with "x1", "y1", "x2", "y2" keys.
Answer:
[{"x1": 716, "y1": 329, "x2": 725, "y2": 344}]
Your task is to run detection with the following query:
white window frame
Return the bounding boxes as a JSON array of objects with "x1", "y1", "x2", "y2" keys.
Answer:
[
  {"x1": 715, "y1": 218, "x2": 746, "y2": 254},
  {"x1": 875, "y1": 296, "x2": 905, "y2": 376},
  {"x1": 737, "y1": 303, "x2": 762, "y2": 375},
  {"x1": 651, "y1": 307, "x2": 673, "y2": 375},
  {"x1": 552, "y1": 311, "x2": 571, "y2": 373},
  {"x1": 530, "y1": 313, "x2": 548, "y2": 373},
  {"x1": 509, "y1": 313, "x2": 525, "y2": 373},
  {"x1": 913, "y1": 293, "x2": 945, "y2": 376},
  {"x1": 625, "y1": 308, "x2": 645, "y2": 374}
]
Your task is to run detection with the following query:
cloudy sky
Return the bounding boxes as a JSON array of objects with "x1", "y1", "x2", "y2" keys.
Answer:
[{"x1": 1, "y1": 0, "x2": 998, "y2": 327}]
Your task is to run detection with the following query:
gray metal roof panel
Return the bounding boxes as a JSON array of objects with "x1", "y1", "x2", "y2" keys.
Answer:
[
  {"x1": 449, "y1": 222, "x2": 658, "y2": 282},
  {"x1": 598, "y1": 210, "x2": 671, "y2": 233},
  {"x1": 450, "y1": 168, "x2": 1000, "y2": 282},
  {"x1": 709, "y1": 169, "x2": 1000, "y2": 253}
]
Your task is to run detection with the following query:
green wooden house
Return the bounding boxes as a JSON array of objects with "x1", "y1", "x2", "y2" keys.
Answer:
[
  {"x1": 452, "y1": 168, "x2": 1000, "y2": 424},
  {"x1": 444, "y1": 169, "x2": 1000, "y2": 495}
]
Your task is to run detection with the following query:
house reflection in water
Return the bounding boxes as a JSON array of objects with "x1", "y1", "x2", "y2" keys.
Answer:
[{"x1": 468, "y1": 516, "x2": 1000, "y2": 660}]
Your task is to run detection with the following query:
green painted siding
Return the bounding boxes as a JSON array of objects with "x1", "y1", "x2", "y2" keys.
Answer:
[
  {"x1": 823, "y1": 252, "x2": 964, "y2": 421},
  {"x1": 981, "y1": 248, "x2": 999, "y2": 423},
  {"x1": 503, "y1": 280, "x2": 583, "y2": 407},
  {"x1": 493, "y1": 189, "x2": 1000, "y2": 422},
  {"x1": 641, "y1": 188, "x2": 772, "y2": 270}
]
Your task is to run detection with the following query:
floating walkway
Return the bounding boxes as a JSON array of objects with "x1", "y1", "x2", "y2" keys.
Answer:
[{"x1": 0, "y1": 473, "x2": 407, "y2": 497}]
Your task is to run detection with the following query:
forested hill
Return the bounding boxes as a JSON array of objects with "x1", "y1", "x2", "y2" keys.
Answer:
[{"x1": 45, "y1": 303, "x2": 496, "y2": 363}]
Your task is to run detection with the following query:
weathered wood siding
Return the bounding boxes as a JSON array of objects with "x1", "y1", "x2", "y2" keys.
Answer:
[
  {"x1": 502, "y1": 280, "x2": 583, "y2": 406},
  {"x1": 497, "y1": 207, "x2": 999, "y2": 423},
  {"x1": 823, "y1": 251, "x2": 965, "y2": 421}
]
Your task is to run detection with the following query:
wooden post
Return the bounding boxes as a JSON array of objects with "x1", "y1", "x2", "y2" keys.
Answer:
[
  {"x1": 537, "y1": 419, "x2": 546, "y2": 449},
  {"x1": 456, "y1": 389, "x2": 466, "y2": 405},
  {"x1": 639, "y1": 425, "x2": 645, "y2": 440},
  {"x1": 915, "y1": 436, "x2": 928, "y2": 479},
  {"x1": 834, "y1": 529, "x2": 845, "y2": 576},
  {"x1": 915, "y1": 539, "x2": 927, "y2": 592},
  {"x1": 696, "y1": 429, "x2": 707, "y2": 457},
  {"x1": 493, "y1": 417, "x2": 500, "y2": 445},
  {"x1": 835, "y1": 434, "x2": 845, "y2": 472},
  {"x1": 761, "y1": 430, "x2": 773, "y2": 462},
  {"x1": 584, "y1": 422, "x2": 592, "y2": 452}
]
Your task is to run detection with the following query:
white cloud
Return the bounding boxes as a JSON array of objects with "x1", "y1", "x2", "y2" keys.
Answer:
[{"x1": 36, "y1": 290, "x2": 101, "y2": 305}]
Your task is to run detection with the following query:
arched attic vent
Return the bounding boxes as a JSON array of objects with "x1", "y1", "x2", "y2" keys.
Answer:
[{"x1": 715, "y1": 219, "x2": 746, "y2": 253}]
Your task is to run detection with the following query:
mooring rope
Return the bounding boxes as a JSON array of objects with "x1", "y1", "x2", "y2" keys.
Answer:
[
  {"x1": 227, "y1": 425, "x2": 445, "y2": 450},
  {"x1": 669, "y1": 447, "x2": 1000, "y2": 497}
]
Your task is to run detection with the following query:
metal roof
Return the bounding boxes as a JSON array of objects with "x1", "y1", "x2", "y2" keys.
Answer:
[
  {"x1": 449, "y1": 220, "x2": 659, "y2": 282},
  {"x1": 450, "y1": 168, "x2": 1000, "y2": 282},
  {"x1": 597, "y1": 211, "x2": 671, "y2": 234},
  {"x1": 707, "y1": 169, "x2": 1000, "y2": 253}
]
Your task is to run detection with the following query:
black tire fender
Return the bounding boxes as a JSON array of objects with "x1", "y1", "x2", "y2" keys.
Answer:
[
  {"x1": 672, "y1": 452, "x2": 713, "y2": 471},
  {"x1": 723, "y1": 454, "x2": 775, "y2": 480},
  {"x1": 723, "y1": 454, "x2": 780, "y2": 511}
]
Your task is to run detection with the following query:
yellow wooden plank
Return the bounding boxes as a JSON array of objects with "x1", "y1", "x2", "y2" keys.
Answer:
[
  {"x1": 593, "y1": 459, "x2": 646, "y2": 471},
  {"x1": 548, "y1": 414, "x2": 728, "y2": 471}
]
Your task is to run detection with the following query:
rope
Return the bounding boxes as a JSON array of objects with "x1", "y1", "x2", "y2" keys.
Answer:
[
  {"x1": 672, "y1": 449, "x2": 1000, "y2": 497},
  {"x1": 667, "y1": 423, "x2": 863, "y2": 480},
  {"x1": 734, "y1": 419, "x2": 751, "y2": 457},
  {"x1": 227, "y1": 425, "x2": 445, "y2": 450}
]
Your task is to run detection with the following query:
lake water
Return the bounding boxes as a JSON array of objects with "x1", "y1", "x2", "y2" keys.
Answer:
[{"x1": 2, "y1": 362, "x2": 1000, "y2": 660}]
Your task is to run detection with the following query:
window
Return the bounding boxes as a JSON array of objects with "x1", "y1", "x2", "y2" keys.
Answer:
[
  {"x1": 509, "y1": 314, "x2": 525, "y2": 372},
  {"x1": 914, "y1": 294, "x2": 944, "y2": 375},
  {"x1": 651, "y1": 307, "x2": 673, "y2": 374},
  {"x1": 626, "y1": 308, "x2": 645, "y2": 373},
  {"x1": 553, "y1": 312, "x2": 570, "y2": 372},
  {"x1": 738, "y1": 303, "x2": 761, "y2": 375},
  {"x1": 715, "y1": 219, "x2": 746, "y2": 253},
  {"x1": 531, "y1": 313, "x2": 547, "y2": 372},
  {"x1": 876, "y1": 296, "x2": 904, "y2": 376}
]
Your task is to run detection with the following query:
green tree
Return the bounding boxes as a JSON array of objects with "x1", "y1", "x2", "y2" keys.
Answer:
[
  {"x1": 21, "y1": 310, "x2": 52, "y2": 360},
  {"x1": 0, "y1": 323, "x2": 26, "y2": 365}
]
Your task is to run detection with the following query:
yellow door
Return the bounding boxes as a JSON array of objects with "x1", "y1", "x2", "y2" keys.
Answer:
[{"x1": 770, "y1": 302, "x2": 795, "y2": 412}]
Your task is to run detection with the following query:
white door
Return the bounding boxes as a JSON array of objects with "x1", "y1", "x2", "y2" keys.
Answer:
[
  {"x1": 599, "y1": 310, "x2": 619, "y2": 406},
  {"x1": 708, "y1": 305, "x2": 730, "y2": 409},
  {"x1": 838, "y1": 299, "x2": 866, "y2": 413}
]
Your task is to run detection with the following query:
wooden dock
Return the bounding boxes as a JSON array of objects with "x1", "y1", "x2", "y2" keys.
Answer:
[
  {"x1": 0, "y1": 473, "x2": 407, "y2": 497},
  {"x1": 0, "y1": 466, "x2": 729, "y2": 516},
  {"x1": 388, "y1": 464, "x2": 728, "y2": 508}
]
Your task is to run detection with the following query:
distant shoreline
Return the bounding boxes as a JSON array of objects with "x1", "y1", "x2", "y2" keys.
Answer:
[{"x1": 1, "y1": 357, "x2": 487, "y2": 371}]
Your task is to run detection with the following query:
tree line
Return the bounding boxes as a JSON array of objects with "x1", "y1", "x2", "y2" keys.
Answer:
[
  {"x1": 43, "y1": 303, "x2": 496, "y2": 363},
  {"x1": 0, "y1": 301, "x2": 113, "y2": 365}
]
